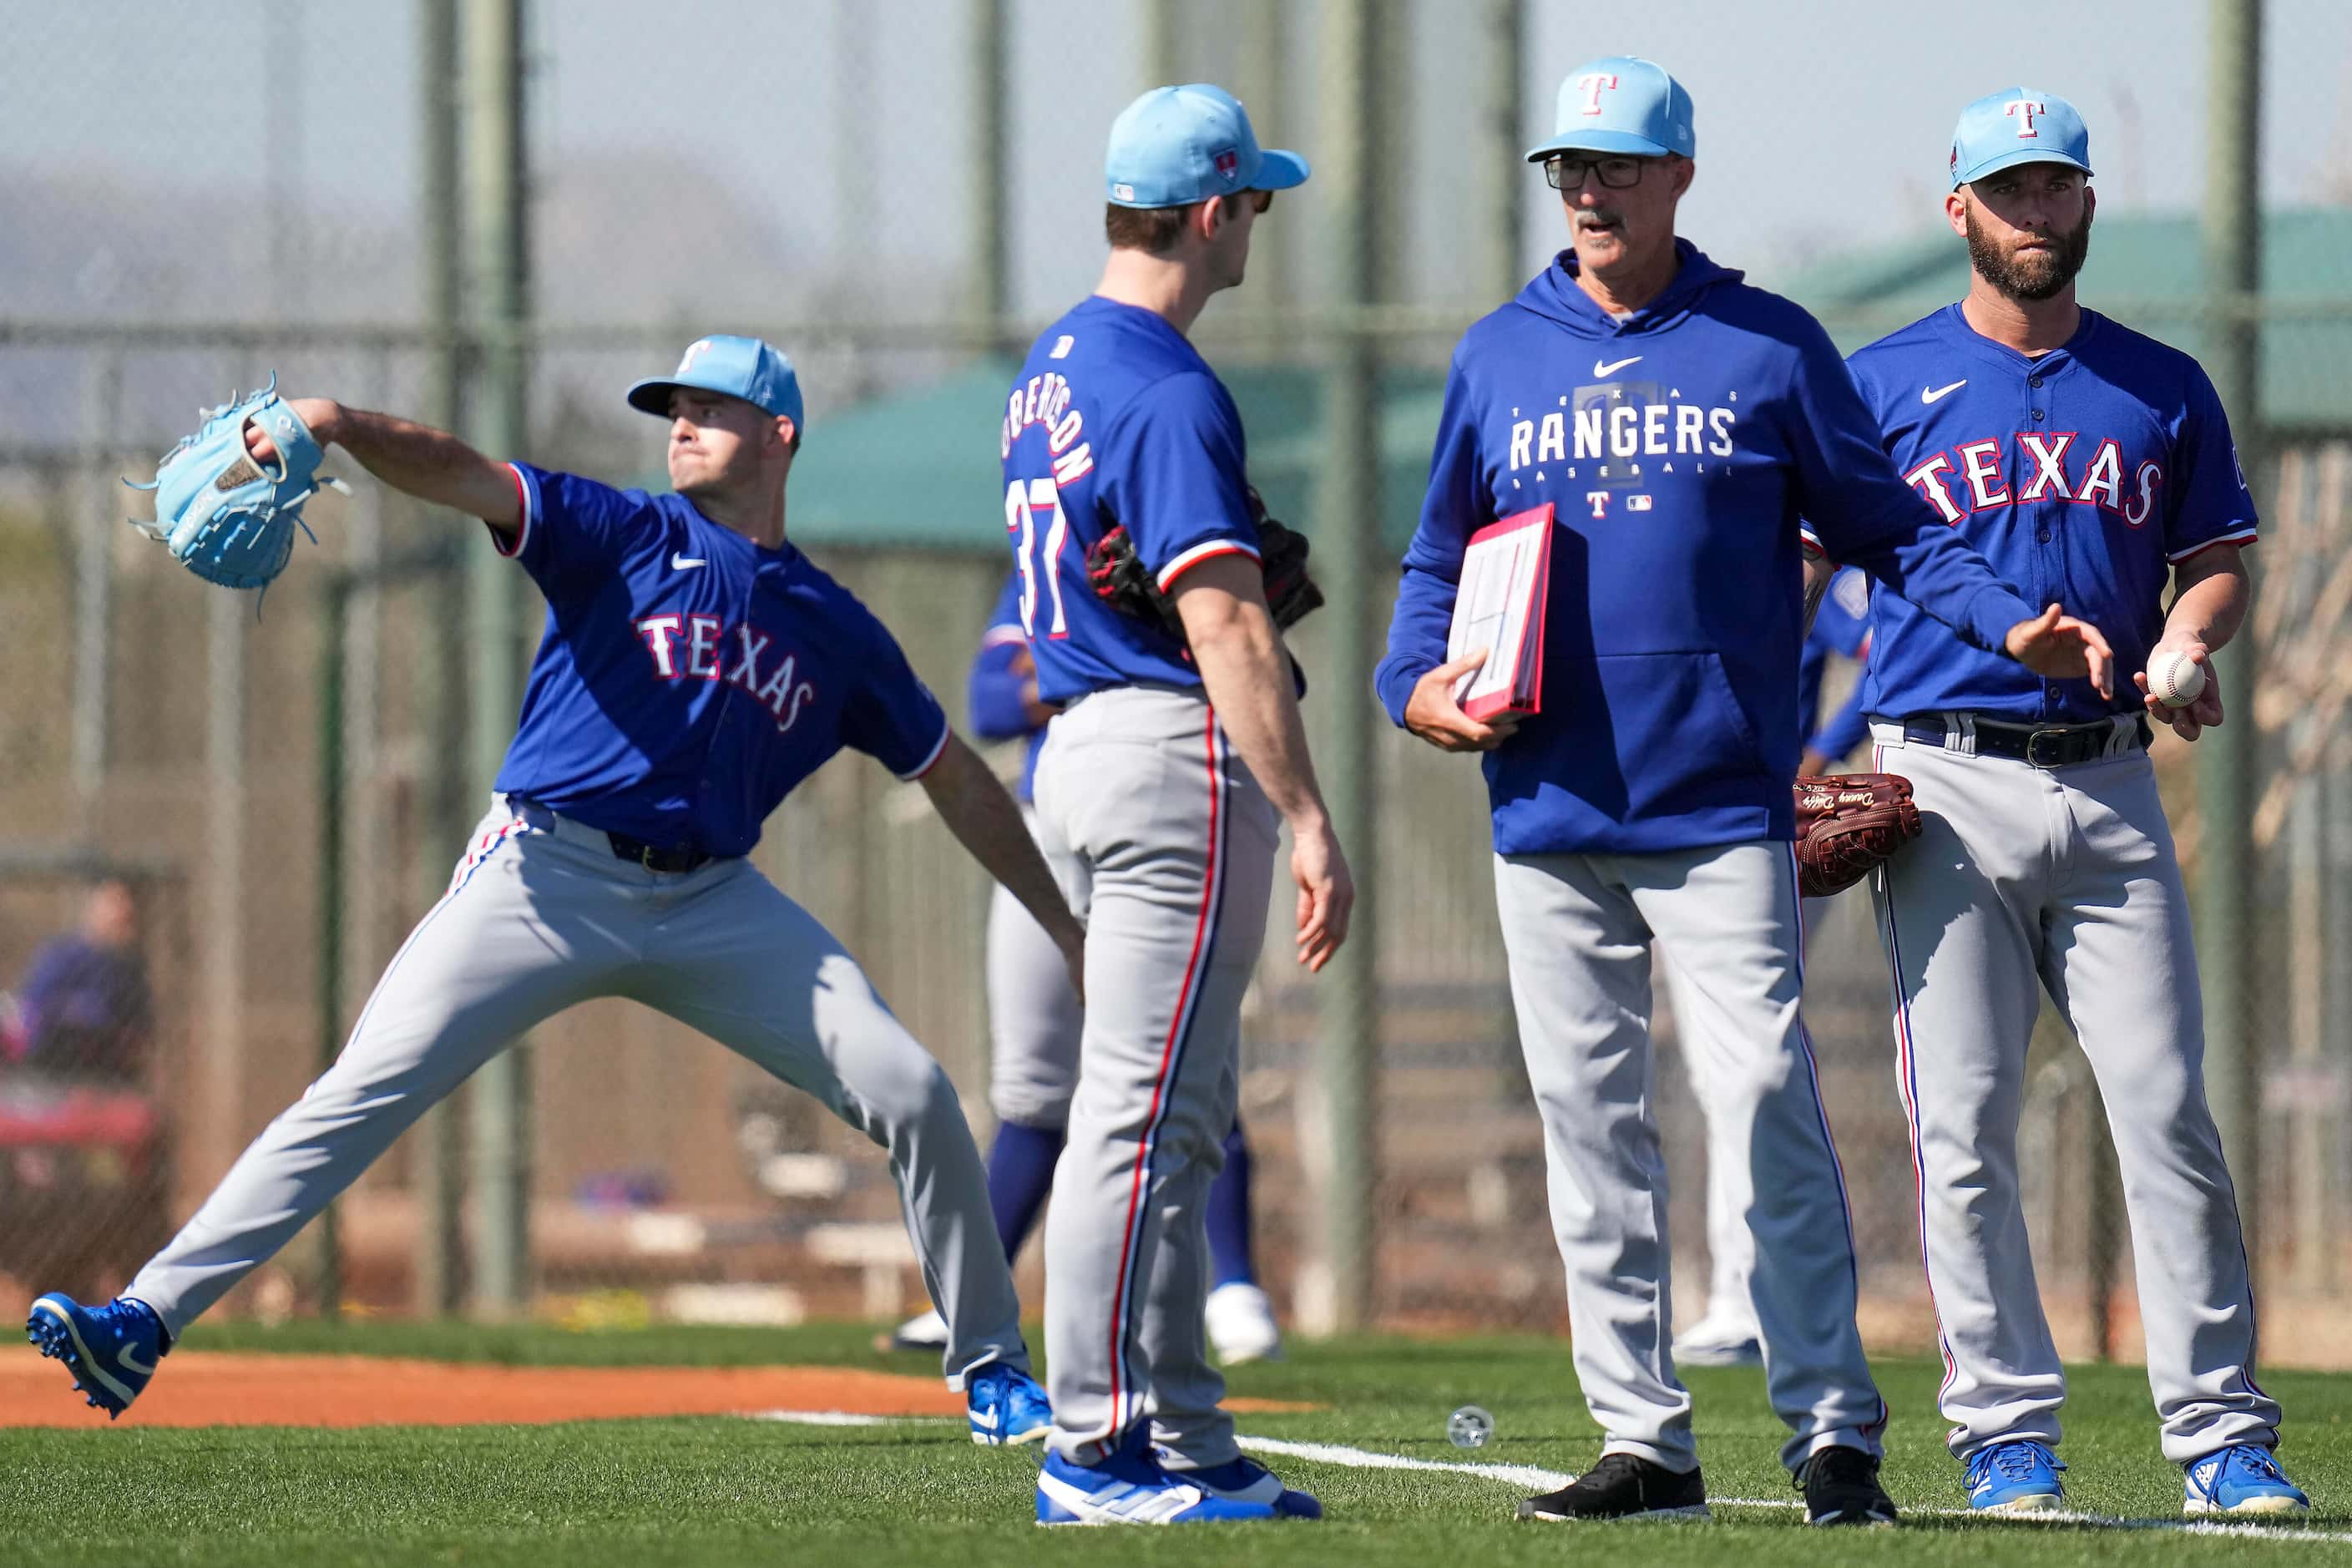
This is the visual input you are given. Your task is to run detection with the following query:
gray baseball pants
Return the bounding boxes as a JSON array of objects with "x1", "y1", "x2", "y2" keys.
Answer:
[
  {"x1": 125, "y1": 798, "x2": 1029, "y2": 1387},
  {"x1": 1868, "y1": 720, "x2": 2279, "y2": 1464},
  {"x1": 1494, "y1": 841, "x2": 1887, "y2": 1474},
  {"x1": 1030, "y1": 685, "x2": 1279, "y2": 1469}
]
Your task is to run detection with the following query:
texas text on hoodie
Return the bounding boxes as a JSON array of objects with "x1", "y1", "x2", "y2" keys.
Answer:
[{"x1": 1374, "y1": 241, "x2": 2040, "y2": 857}]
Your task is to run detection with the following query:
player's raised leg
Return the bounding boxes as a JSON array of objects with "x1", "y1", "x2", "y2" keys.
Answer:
[
  {"x1": 28, "y1": 805, "x2": 612, "y2": 1415},
  {"x1": 638, "y1": 857, "x2": 1045, "y2": 1442}
]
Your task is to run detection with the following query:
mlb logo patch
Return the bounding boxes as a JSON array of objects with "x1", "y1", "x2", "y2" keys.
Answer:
[
  {"x1": 1214, "y1": 147, "x2": 1240, "y2": 183},
  {"x1": 1627, "y1": 494, "x2": 1654, "y2": 512}
]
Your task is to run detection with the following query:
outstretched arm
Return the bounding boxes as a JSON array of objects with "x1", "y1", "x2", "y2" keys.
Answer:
[
  {"x1": 246, "y1": 399, "x2": 521, "y2": 541},
  {"x1": 919, "y1": 731, "x2": 1085, "y2": 999}
]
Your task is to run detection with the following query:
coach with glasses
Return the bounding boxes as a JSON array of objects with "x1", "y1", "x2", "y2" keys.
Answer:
[{"x1": 1374, "y1": 53, "x2": 2112, "y2": 1529}]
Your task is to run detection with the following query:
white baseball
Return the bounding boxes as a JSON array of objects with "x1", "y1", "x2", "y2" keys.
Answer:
[{"x1": 2148, "y1": 649, "x2": 2208, "y2": 709}]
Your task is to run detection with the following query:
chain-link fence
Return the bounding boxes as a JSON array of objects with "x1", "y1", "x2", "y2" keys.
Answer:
[{"x1": 4, "y1": 0, "x2": 2349, "y2": 1367}]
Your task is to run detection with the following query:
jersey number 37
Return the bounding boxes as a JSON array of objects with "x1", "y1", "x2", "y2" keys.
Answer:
[{"x1": 1005, "y1": 478, "x2": 1071, "y2": 639}]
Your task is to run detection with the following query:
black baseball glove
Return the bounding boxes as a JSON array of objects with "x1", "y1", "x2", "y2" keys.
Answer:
[{"x1": 1084, "y1": 486, "x2": 1323, "y2": 641}]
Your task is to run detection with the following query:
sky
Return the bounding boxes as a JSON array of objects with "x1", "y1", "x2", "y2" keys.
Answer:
[{"x1": 5, "y1": 0, "x2": 2348, "y2": 326}]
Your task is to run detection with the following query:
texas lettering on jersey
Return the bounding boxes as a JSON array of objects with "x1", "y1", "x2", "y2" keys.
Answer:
[
  {"x1": 1902, "y1": 431, "x2": 2163, "y2": 527},
  {"x1": 1846, "y1": 304, "x2": 2258, "y2": 723},
  {"x1": 632, "y1": 614, "x2": 818, "y2": 732}
]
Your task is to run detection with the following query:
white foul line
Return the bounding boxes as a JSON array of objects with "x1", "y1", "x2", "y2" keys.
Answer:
[{"x1": 1234, "y1": 1434, "x2": 2352, "y2": 1545}]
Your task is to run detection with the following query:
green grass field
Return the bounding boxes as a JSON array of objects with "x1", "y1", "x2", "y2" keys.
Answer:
[{"x1": 4, "y1": 1321, "x2": 2346, "y2": 1565}]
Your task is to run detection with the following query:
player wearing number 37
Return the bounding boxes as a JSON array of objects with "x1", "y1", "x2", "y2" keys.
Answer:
[
  {"x1": 27, "y1": 336, "x2": 1069, "y2": 1446},
  {"x1": 1000, "y1": 83, "x2": 1347, "y2": 1525},
  {"x1": 1373, "y1": 57, "x2": 2115, "y2": 1527}
]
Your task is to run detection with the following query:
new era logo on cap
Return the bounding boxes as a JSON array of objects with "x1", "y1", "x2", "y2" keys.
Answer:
[{"x1": 1104, "y1": 83, "x2": 1310, "y2": 208}]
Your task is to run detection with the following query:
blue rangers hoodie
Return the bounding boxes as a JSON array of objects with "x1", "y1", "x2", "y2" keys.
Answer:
[{"x1": 1374, "y1": 242, "x2": 2039, "y2": 855}]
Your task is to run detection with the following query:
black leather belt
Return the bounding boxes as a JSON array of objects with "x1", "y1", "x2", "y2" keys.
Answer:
[
  {"x1": 605, "y1": 832, "x2": 713, "y2": 874},
  {"x1": 1901, "y1": 713, "x2": 2150, "y2": 769}
]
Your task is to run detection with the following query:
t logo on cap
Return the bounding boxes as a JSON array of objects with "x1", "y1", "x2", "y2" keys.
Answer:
[
  {"x1": 1526, "y1": 56, "x2": 1696, "y2": 164},
  {"x1": 1947, "y1": 87, "x2": 2092, "y2": 189}
]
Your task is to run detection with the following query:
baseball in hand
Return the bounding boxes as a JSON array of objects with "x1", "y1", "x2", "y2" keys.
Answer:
[{"x1": 2147, "y1": 650, "x2": 2208, "y2": 709}]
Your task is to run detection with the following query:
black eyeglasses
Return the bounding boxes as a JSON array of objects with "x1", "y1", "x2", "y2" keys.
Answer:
[
  {"x1": 1544, "y1": 154, "x2": 1651, "y2": 191},
  {"x1": 1247, "y1": 188, "x2": 1274, "y2": 215}
]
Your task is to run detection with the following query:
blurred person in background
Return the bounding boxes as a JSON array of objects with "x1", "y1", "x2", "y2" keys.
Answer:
[{"x1": 4, "y1": 879, "x2": 153, "y2": 1085}]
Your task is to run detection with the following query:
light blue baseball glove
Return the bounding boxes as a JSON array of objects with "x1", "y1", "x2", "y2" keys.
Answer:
[{"x1": 127, "y1": 374, "x2": 346, "y2": 592}]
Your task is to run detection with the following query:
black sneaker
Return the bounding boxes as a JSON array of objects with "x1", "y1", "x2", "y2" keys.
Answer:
[
  {"x1": 1798, "y1": 1445, "x2": 1897, "y2": 1526},
  {"x1": 1518, "y1": 1452, "x2": 1709, "y2": 1522}
]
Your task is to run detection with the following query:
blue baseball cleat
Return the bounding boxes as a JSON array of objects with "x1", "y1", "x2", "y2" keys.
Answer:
[
  {"x1": 27, "y1": 1293, "x2": 167, "y2": 1419},
  {"x1": 965, "y1": 1361, "x2": 1051, "y2": 1446},
  {"x1": 1036, "y1": 1428, "x2": 1279, "y2": 1525},
  {"x1": 2183, "y1": 1444, "x2": 2309, "y2": 1515},
  {"x1": 1966, "y1": 1440, "x2": 2066, "y2": 1512},
  {"x1": 1176, "y1": 1454, "x2": 1323, "y2": 1519}
]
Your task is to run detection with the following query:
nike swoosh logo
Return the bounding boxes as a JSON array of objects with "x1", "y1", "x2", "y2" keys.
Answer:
[
  {"x1": 118, "y1": 1345, "x2": 155, "y2": 1377},
  {"x1": 970, "y1": 1406, "x2": 1000, "y2": 1429},
  {"x1": 670, "y1": 553, "x2": 707, "y2": 570},
  {"x1": 1921, "y1": 380, "x2": 1967, "y2": 404},
  {"x1": 1593, "y1": 356, "x2": 1643, "y2": 377}
]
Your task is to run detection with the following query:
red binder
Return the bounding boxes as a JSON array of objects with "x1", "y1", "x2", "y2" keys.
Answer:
[{"x1": 1446, "y1": 503, "x2": 1554, "y2": 721}]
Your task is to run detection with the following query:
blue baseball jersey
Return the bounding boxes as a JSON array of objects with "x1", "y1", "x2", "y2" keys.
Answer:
[
  {"x1": 1800, "y1": 565, "x2": 1872, "y2": 760},
  {"x1": 490, "y1": 463, "x2": 950, "y2": 857},
  {"x1": 972, "y1": 570, "x2": 1048, "y2": 802},
  {"x1": 1844, "y1": 306, "x2": 2258, "y2": 722},
  {"x1": 1001, "y1": 296, "x2": 1262, "y2": 702},
  {"x1": 1375, "y1": 243, "x2": 2038, "y2": 856}
]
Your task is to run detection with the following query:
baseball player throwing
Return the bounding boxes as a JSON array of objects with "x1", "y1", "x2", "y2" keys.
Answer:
[
  {"x1": 888, "y1": 569, "x2": 1283, "y2": 1366},
  {"x1": 28, "y1": 336, "x2": 1064, "y2": 1445},
  {"x1": 1375, "y1": 57, "x2": 2113, "y2": 1527},
  {"x1": 1847, "y1": 89, "x2": 2305, "y2": 1516},
  {"x1": 1008, "y1": 83, "x2": 1346, "y2": 1525}
]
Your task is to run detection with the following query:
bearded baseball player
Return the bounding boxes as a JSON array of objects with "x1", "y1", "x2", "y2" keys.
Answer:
[
  {"x1": 888, "y1": 569, "x2": 1283, "y2": 1367},
  {"x1": 28, "y1": 336, "x2": 1063, "y2": 1444},
  {"x1": 1375, "y1": 56, "x2": 2114, "y2": 1527},
  {"x1": 1006, "y1": 83, "x2": 1348, "y2": 1525},
  {"x1": 1847, "y1": 89, "x2": 2305, "y2": 1516}
]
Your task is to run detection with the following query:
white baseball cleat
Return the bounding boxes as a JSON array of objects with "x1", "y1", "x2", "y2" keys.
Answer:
[
  {"x1": 887, "y1": 1308, "x2": 948, "y2": 1353},
  {"x1": 1206, "y1": 1282, "x2": 1284, "y2": 1365}
]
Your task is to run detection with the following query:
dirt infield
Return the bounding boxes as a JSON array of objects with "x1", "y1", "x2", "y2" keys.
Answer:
[{"x1": 2, "y1": 1347, "x2": 1317, "y2": 1429}]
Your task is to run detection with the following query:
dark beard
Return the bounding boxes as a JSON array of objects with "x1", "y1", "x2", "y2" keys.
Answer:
[{"x1": 1965, "y1": 205, "x2": 2092, "y2": 301}]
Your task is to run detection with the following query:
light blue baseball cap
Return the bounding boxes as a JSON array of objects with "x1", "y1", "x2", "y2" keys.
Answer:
[
  {"x1": 1526, "y1": 56, "x2": 1696, "y2": 163},
  {"x1": 626, "y1": 334, "x2": 805, "y2": 431},
  {"x1": 1949, "y1": 88, "x2": 2092, "y2": 189},
  {"x1": 1105, "y1": 83, "x2": 1308, "y2": 209}
]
